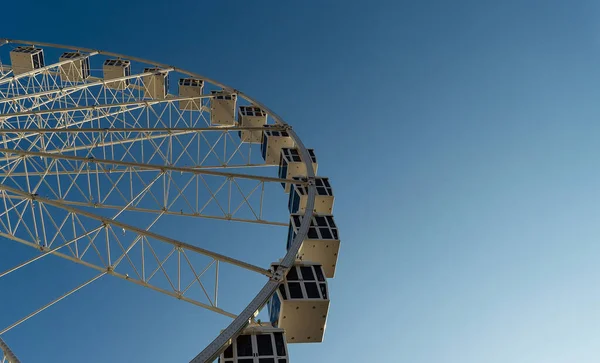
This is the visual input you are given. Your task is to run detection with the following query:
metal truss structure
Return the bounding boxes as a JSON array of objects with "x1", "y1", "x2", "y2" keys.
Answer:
[{"x1": 0, "y1": 39, "x2": 317, "y2": 363}]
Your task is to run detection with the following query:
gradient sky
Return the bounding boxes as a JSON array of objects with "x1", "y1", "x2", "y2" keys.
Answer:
[{"x1": 2, "y1": 1, "x2": 600, "y2": 362}]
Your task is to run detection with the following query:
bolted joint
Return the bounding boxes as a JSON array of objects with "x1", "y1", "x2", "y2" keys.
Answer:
[
  {"x1": 306, "y1": 176, "x2": 316, "y2": 186},
  {"x1": 271, "y1": 266, "x2": 286, "y2": 282}
]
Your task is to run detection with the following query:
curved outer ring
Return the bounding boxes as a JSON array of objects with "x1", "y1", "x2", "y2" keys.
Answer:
[{"x1": 0, "y1": 38, "x2": 318, "y2": 363}]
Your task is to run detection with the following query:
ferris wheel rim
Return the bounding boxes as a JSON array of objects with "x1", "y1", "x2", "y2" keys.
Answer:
[{"x1": 0, "y1": 38, "x2": 319, "y2": 363}]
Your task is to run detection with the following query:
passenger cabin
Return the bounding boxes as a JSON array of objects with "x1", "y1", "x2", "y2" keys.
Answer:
[
  {"x1": 287, "y1": 214, "x2": 339, "y2": 278},
  {"x1": 278, "y1": 148, "x2": 317, "y2": 192},
  {"x1": 178, "y1": 78, "x2": 204, "y2": 110},
  {"x1": 103, "y1": 59, "x2": 131, "y2": 90},
  {"x1": 261, "y1": 128, "x2": 295, "y2": 165},
  {"x1": 219, "y1": 323, "x2": 288, "y2": 363},
  {"x1": 143, "y1": 67, "x2": 169, "y2": 99},
  {"x1": 238, "y1": 105, "x2": 267, "y2": 143},
  {"x1": 210, "y1": 91, "x2": 237, "y2": 126},
  {"x1": 59, "y1": 52, "x2": 90, "y2": 82},
  {"x1": 288, "y1": 177, "x2": 334, "y2": 215},
  {"x1": 268, "y1": 261, "x2": 330, "y2": 344},
  {"x1": 10, "y1": 46, "x2": 44, "y2": 75}
]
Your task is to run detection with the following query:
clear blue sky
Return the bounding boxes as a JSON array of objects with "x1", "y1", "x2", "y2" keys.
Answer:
[{"x1": 2, "y1": 1, "x2": 600, "y2": 362}]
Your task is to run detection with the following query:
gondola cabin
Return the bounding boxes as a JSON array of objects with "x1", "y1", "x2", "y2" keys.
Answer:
[
  {"x1": 103, "y1": 59, "x2": 131, "y2": 90},
  {"x1": 178, "y1": 78, "x2": 204, "y2": 111},
  {"x1": 59, "y1": 52, "x2": 90, "y2": 82},
  {"x1": 10, "y1": 46, "x2": 44, "y2": 75},
  {"x1": 219, "y1": 323, "x2": 289, "y2": 363},
  {"x1": 268, "y1": 261, "x2": 330, "y2": 344},
  {"x1": 143, "y1": 68, "x2": 169, "y2": 99},
  {"x1": 288, "y1": 177, "x2": 334, "y2": 215},
  {"x1": 278, "y1": 148, "x2": 317, "y2": 192},
  {"x1": 210, "y1": 91, "x2": 237, "y2": 126},
  {"x1": 287, "y1": 214, "x2": 339, "y2": 278},
  {"x1": 238, "y1": 106, "x2": 267, "y2": 143},
  {"x1": 261, "y1": 128, "x2": 295, "y2": 165}
]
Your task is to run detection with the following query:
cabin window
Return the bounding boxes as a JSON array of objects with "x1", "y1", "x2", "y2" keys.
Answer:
[
  {"x1": 319, "y1": 283, "x2": 328, "y2": 299},
  {"x1": 315, "y1": 266, "x2": 325, "y2": 282},
  {"x1": 320, "y1": 227, "x2": 333, "y2": 239},
  {"x1": 236, "y1": 335, "x2": 253, "y2": 357},
  {"x1": 300, "y1": 266, "x2": 314, "y2": 280},
  {"x1": 288, "y1": 282, "x2": 303, "y2": 299},
  {"x1": 286, "y1": 267, "x2": 299, "y2": 281},
  {"x1": 305, "y1": 282, "x2": 320, "y2": 298},
  {"x1": 278, "y1": 284, "x2": 287, "y2": 300},
  {"x1": 223, "y1": 344, "x2": 233, "y2": 358},
  {"x1": 257, "y1": 334, "x2": 274, "y2": 356}
]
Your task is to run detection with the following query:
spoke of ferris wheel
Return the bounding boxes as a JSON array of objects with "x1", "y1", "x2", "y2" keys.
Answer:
[
  {"x1": 0, "y1": 88, "x2": 81, "y2": 125},
  {"x1": 0, "y1": 68, "x2": 174, "y2": 106},
  {"x1": 0, "y1": 148, "x2": 306, "y2": 185},
  {"x1": 0, "y1": 190, "x2": 236, "y2": 317},
  {"x1": 0, "y1": 183, "x2": 272, "y2": 276},
  {"x1": 0, "y1": 100, "x2": 241, "y2": 150},
  {"x1": 0, "y1": 125, "x2": 196, "y2": 163},
  {"x1": 27, "y1": 200, "x2": 288, "y2": 226},
  {"x1": 0, "y1": 126, "x2": 280, "y2": 157},
  {"x1": 0, "y1": 272, "x2": 107, "y2": 335},
  {"x1": 0, "y1": 107, "x2": 271, "y2": 170},
  {"x1": 0, "y1": 226, "x2": 103, "y2": 280},
  {"x1": 0, "y1": 191, "x2": 233, "y2": 316},
  {"x1": 0, "y1": 52, "x2": 100, "y2": 87},
  {"x1": 0, "y1": 229, "x2": 237, "y2": 318},
  {"x1": 0, "y1": 95, "x2": 242, "y2": 120},
  {"x1": 0, "y1": 88, "x2": 89, "y2": 147},
  {"x1": 0, "y1": 189, "x2": 239, "y2": 317},
  {"x1": 0, "y1": 104, "x2": 147, "y2": 147},
  {"x1": 0, "y1": 94, "x2": 164, "y2": 154},
  {"x1": 1, "y1": 157, "x2": 274, "y2": 225},
  {"x1": 0, "y1": 126, "x2": 281, "y2": 133},
  {"x1": 0, "y1": 338, "x2": 19, "y2": 363},
  {"x1": 0, "y1": 162, "x2": 276, "y2": 177},
  {"x1": 0, "y1": 129, "x2": 277, "y2": 170}
]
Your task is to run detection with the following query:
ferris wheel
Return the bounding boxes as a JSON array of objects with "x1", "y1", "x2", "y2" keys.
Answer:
[{"x1": 0, "y1": 39, "x2": 339, "y2": 362}]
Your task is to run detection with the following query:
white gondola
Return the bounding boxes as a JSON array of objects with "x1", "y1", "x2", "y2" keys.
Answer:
[
  {"x1": 288, "y1": 177, "x2": 334, "y2": 214},
  {"x1": 9, "y1": 46, "x2": 44, "y2": 75},
  {"x1": 278, "y1": 148, "x2": 317, "y2": 193},
  {"x1": 219, "y1": 323, "x2": 289, "y2": 363},
  {"x1": 142, "y1": 67, "x2": 168, "y2": 100},
  {"x1": 59, "y1": 52, "x2": 90, "y2": 82},
  {"x1": 287, "y1": 214, "x2": 339, "y2": 278},
  {"x1": 238, "y1": 105, "x2": 267, "y2": 143},
  {"x1": 210, "y1": 90, "x2": 237, "y2": 126},
  {"x1": 102, "y1": 59, "x2": 131, "y2": 90},
  {"x1": 268, "y1": 261, "x2": 329, "y2": 344},
  {"x1": 178, "y1": 78, "x2": 204, "y2": 110},
  {"x1": 261, "y1": 128, "x2": 295, "y2": 165}
]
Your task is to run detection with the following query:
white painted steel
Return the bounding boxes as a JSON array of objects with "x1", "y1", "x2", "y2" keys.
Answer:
[{"x1": 0, "y1": 38, "x2": 319, "y2": 363}]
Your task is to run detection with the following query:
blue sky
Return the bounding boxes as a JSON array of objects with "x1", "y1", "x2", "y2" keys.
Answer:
[{"x1": 2, "y1": 0, "x2": 600, "y2": 362}]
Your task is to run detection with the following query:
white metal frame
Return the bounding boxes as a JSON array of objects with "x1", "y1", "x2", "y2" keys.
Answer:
[{"x1": 0, "y1": 38, "x2": 318, "y2": 363}]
